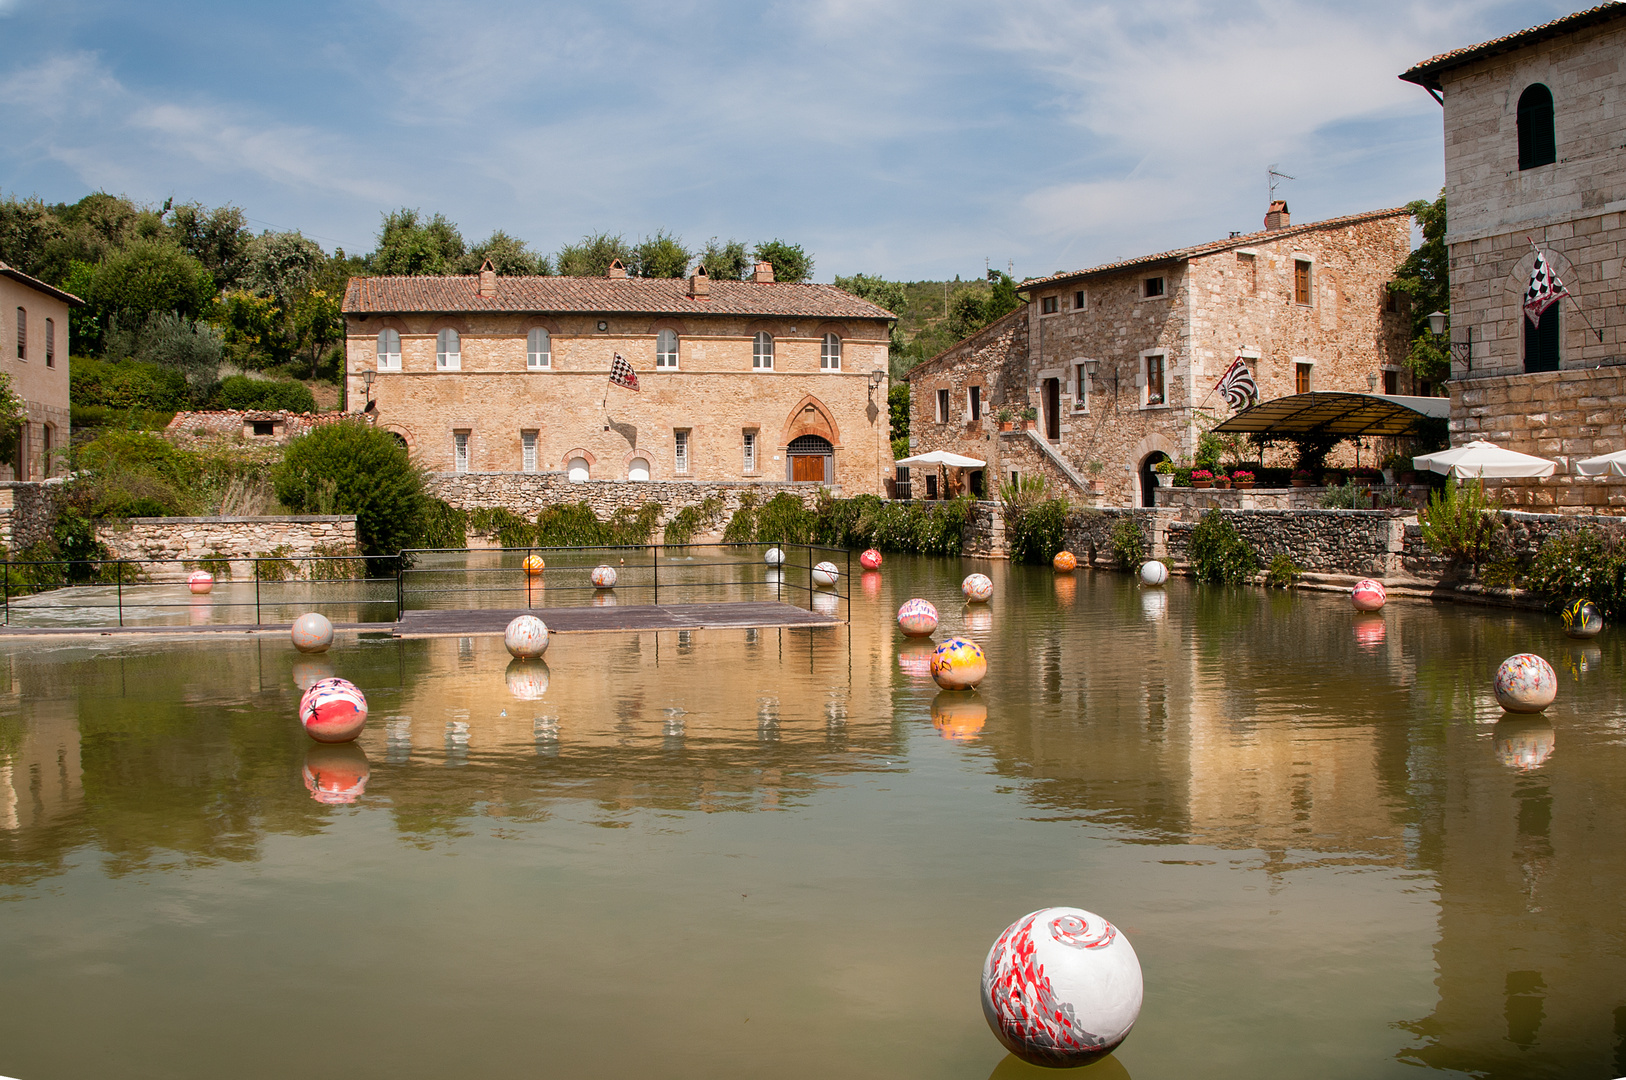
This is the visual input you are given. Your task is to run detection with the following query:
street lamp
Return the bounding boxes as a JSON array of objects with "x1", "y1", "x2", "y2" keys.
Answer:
[
  {"x1": 1427, "y1": 311, "x2": 1472, "y2": 372},
  {"x1": 362, "y1": 369, "x2": 376, "y2": 414}
]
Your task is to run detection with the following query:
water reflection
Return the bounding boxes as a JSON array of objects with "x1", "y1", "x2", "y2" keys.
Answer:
[
  {"x1": 931, "y1": 692, "x2": 986, "y2": 741},
  {"x1": 1138, "y1": 589, "x2": 1166, "y2": 621},
  {"x1": 1494, "y1": 717, "x2": 1556, "y2": 771},
  {"x1": 987, "y1": 1051, "x2": 1131, "y2": 1080},
  {"x1": 302, "y1": 742, "x2": 370, "y2": 804},
  {"x1": 1353, "y1": 613, "x2": 1386, "y2": 650},
  {"x1": 505, "y1": 659, "x2": 550, "y2": 700},
  {"x1": 292, "y1": 657, "x2": 336, "y2": 690}
]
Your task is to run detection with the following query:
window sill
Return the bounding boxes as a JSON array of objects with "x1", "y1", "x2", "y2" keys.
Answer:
[
  {"x1": 1140, "y1": 403, "x2": 1171, "y2": 411},
  {"x1": 1138, "y1": 294, "x2": 1171, "y2": 302}
]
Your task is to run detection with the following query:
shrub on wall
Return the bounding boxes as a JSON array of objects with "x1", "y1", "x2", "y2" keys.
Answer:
[
  {"x1": 70, "y1": 355, "x2": 192, "y2": 411},
  {"x1": 1418, "y1": 479, "x2": 1503, "y2": 571},
  {"x1": 209, "y1": 375, "x2": 317, "y2": 414},
  {"x1": 1188, "y1": 510, "x2": 1259, "y2": 585},
  {"x1": 1525, "y1": 528, "x2": 1626, "y2": 618},
  {"x1": 1110, "y1": 516, "x2": 1147, "y2": 568},
  {"x1": 663, "y1": 496, "x2": 726, "y2": 546}
]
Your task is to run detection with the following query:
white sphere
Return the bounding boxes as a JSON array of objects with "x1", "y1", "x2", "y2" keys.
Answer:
[
  {"x1": 1495, "y1": 653, "x2": 1557, "y2": 713},
  {"x1": 765, "y1": 547, "x2": 786, "y2": 566},
  {"x1": 962, "y1": 573, "x2": 994, "y2": 602},
  {"x1": 591, "y1": 564, "x2": 618, "y2": 589},
  {"x1": 982, "y1": 907, "x2": 1142, "y2": 1068},
  {"x1": 812, "y1": 561, "x2": 839, "y2": 587},
  {"x1": 1139, "y1": 560, "x2": 1168, "y2": 587},
  {"x1": 291, "y1": 612, "x2": 334, "y2": 654},
  {"x1": 503, "y1": 614, "x2": 549, "y2": 660}
]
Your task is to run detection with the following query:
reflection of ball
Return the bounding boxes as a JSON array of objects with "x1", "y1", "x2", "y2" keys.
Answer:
[
  {"x1": 813, "y1": 591, "x2": 840, "y2": 616},
  {"x1": 505, "y1": 659, "x2": 551, "y2": 700},
  {"x1": 932, "y1": 692, "x2": 986, "y2": 741},
  {"x1": 592, "y1": 591, "x2": 618, "y2": 607},
  {"x1": 860, "y1": 549, "x2": 883, "y2": 570},
  {"x1": 966, "y1": 608, "x2": 993, "y2": 633},
  {"x1": 1494, "y1": 717, "x2": 1556, "y2": 770},
  {"x1": 1139, "y1": 561, "x2": 1168, "y2": 587},
  {"x1": 861, "y1": 571, "x2": 883, "y2": 598},
  {"x1": 931, "y1": 636, "x2": 987, "y2": 690},
  {"x1": 1354, "y1": 615, "x2": 1386, "y2": 649},
  {"x1": 1053, "y1": 551, "x2": 1077, "y2": 573},
  {"x1": 897, "y1": 643, "x2": 936, "y2": 679},
  {"x1": 292, "y1": 657, "x2": 336, "y2": 691},
  {"x1": 963, "y1": 573, "x2": 994, "y2": 602},
  {"x1": 504, "y1": 614, "x2": 549, "y2": 659},
  {"x1": 897, "y1": 598, "x2": 939, "y2": 638},
  {"x1": 188, "y1": 570, "x2": 214, "y2": 595},
  {"x1": 591, "y1": 565, "x2": 617, "y2": 588},
  {"x1": 765, "y1": 547, "x2": 786, "y2": 566},
  {"x1": 302, "y1": 742, "x2": 371, "y2": 805},
  {"x1": 982, "y1": 907, "x2": 1143, "y2": 1068},
  {"x1": 1495, "y1": 653, "x2": 1557, "y2": 713},
  {"x1": 291, "y1": 612, "x2": 334, "y2": 654},
  {"x1": 522, "y1": 554, "x2": 545, "y2": 577},
  {"x1": 1140, "y1": 590, "x2": 1166, "y2": 621},
  {"x1": 1352, "y1": 579, "x2": 1386, "y2": 611},
  {"x1": 1561, "y1": 598, "x2": 1603, "y2": 639},
  {"x1": 299, "y1": 677, "x2": 368, "y2": 743},
  {"x1": 812, "y1": 561, "x2": 840, "y2": 587}
]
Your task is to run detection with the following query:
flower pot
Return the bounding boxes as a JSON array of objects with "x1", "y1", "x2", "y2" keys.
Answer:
[
  {"x1": 1291, "y1": 478, "x2": 1310, "y2": 488},
  {"x1": 1192, "y1": 480, "x2": 1213, "y2": 489},
  {"x1": 1381, "y1": 468, "x2": 1395, "y2": 485},
  {"x1": 1154, "y1": 473, "x2": 1173, "y2": 488},
  {"x1": 1234, "y1": 481, "x2": 1255, "y2": 490},
  {"x1": 1214, "y1": 479, "x2": 1232, "y2": 489},
  {"x1": 998, "y1": 421, "x2": 1013, "y2": 432}
]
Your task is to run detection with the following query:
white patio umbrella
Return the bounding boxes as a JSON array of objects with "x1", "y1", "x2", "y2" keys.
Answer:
[
  {"x1": 895, "y1": 450, "x2": 987, "y2": 498},
  {"x1": 1571, "y1": 449, "x2": 1626, "y2": 477},
  {"x1": 1412, "y1": 440, "x2": 1558, "y2": 479}
]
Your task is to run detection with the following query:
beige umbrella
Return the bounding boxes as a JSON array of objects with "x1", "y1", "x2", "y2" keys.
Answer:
[
  {"x1": 1412, "y1": 440, "x2": 1558, "y2": 479},
  {"x1": 1572, "y1": 449, "x2": 1626, "y2": 477}
]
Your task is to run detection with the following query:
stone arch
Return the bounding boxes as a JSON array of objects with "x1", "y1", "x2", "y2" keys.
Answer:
[
  {"x1": 358, "y1": 314, "x2": 410, "y2": 335},
  {"x1": 1129, "y1": 433, "x2": 1180, "y2": 509},
  {"x1": 621, "y1": 447, "x2": 656, "y2": 481},
  {"x1": 644, "y1": 317, "x2": 690, "y2": 337},
  {"x1": 559, "y1": 446, "x2": 597, "y2": 470},
  {"x1": 382, "y1": 424, "x2": 415, "y2": 455},
  {"x1": 779, "y1": 393, "x2": 842, "y2": 449},
  {"x1": 426, "y1": 315, "x2": 471, "y2": 336}
]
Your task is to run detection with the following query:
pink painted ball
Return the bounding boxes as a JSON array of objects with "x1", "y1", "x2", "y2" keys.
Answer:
[
  {"x1": 982, "y1": 907, "x2": 1143, "y2": 1068},
  {"x1": 299, "y1": 676, "x2": 368, "y2": 743},
  {"x1": 931, "y1": 635, "x2": 987, "y2": 690},
  {"x1": 591, "y1": 564, "x2": 618, "y2": 589},
  {"x1": 860, "y1": 549, "x2": 883, "y2": 570},
  {"x1": 504, "y1": 614, "x2": 549, "y2": 660},
  {"x1": 187, "y1": 570, "x2": 214, "y2": 595},
  {"x1": 302, "y1": 742, "x2": 370, "y2": 805},
  {"x1": 897, "y1": 598, "x2": 940, "y2": 638},
  {"x1": 1053, "y1": 550, "x2": 1077, "y2": 573},
  {"x1": 1352, "y1": 579, "x2": 1387, "y2": 611},
  {"x1": 962, "y1": 573, "x2": 994, "y2": 602},
  {"x1": 290, "y1": 612, "x2": 334, "y2": 654},
  {"x1": 1494, "y1": 653, "x2": 1557, "y2": 714}
]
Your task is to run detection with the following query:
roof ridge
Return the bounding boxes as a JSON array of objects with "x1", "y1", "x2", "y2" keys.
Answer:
[{"x1": 1400, "y1": 3, "x2": 1626, "y2": 89}]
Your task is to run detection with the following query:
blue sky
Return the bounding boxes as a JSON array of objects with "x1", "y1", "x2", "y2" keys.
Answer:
[{"x1": 0, "y1": 0, "x2": 1581, "y2": 282}]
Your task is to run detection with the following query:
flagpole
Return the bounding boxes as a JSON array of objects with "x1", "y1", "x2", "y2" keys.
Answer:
[{"x1": 1528, "y1": 238, "x2": 1603, "y2": 344}]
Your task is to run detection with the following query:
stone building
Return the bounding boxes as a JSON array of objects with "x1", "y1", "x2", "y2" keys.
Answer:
[
  {"x1": 342, "y1": 262, "x2": 896, "y2": 498},
  {"x1": 1401, "y1": 5, "x2": 1626, "y2": 511},
  {"x1": 0, "y1": 261, "x2": 76, "y2": 480},
  {"x1": 907, "y1": 206, "x2": 1415, "y2": 506}
]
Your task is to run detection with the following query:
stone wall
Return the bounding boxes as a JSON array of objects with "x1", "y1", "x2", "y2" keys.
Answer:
[
  {"x1": 95, "y1": 515, "x2": 358, "y2": 579},
  {"x1": 0, "y1": 478, "x2": 67, "y2": 551},
  {"x1": 166, "y1": 410, "x2": 346, "y2": 445}
]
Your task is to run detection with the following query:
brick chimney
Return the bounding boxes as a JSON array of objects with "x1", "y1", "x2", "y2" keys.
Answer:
[
  {"x1": 689, "y1": 264, "x2": 710, "y2": 301},
  {"x1": 478, "y1": 258, "x2": 497, "y2": 298},
  {"x1": 607, "y1": 258, "x2": 627, "y2": 279},
  {"x1": 1264, "y1": 200, "x2": 1291, "y2": 231},
  {"x1": 752, "y1": 260, "x2": 775, "y2": 283}
]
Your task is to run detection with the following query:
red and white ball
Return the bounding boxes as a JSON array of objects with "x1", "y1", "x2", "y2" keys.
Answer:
[
  {"x1": 962, "y1": 573, "x2": 994, "y2": 603},
  {"x1": 897, "y1": 598, "x2": 939, "y2": 638},
  {"x1": 291, "y1": 612, "x2": 335, "y2": 654},
  {"x1": 299, "y1": 677, "x2": 368, "y2": 743},
  {"x1": 812, "y1": 561, "x2": 840, "y2": 587},
  {"x1": 187, "y1": 570, "x2": 214, "y2": 595},
  {"x1": 504, "y1": 614, "x2": 549, "y2": 660},
  {"x1": 591, "y1": 564, "x2": 618, "y2": 588},
  {"x1": 1352, "y1": 579, "x2": 1387, "y2": 611},
  {"x1": 982, "y1": 907, "x2": 1143, "y2": 1068},
  {"x1": 860, "y1": 549, "x2": 883, "y2": 570}
]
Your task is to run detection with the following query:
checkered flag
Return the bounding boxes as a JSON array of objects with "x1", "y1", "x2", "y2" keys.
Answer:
[
  {"x1": 608, "y1": 353, "x2": 640, "y2": 391},
  {"x1": 1215, "y1": 356, "x2": 1259, "y2": 411},
  {"x1": 1524, "y1": 249, "x2": 1570, "y2": 326}
]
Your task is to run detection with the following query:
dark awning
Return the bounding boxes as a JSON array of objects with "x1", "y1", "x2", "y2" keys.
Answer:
[{"x1": 1210, "y1": 392, "x2": 1449, "y2": 437}]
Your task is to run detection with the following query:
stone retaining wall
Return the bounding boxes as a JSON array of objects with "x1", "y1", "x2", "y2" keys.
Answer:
[
  {"x1": 95, "y1": 515, "x2": 358, "y2": 579},
  {"x1": 0, "y1": 479, "x2": 67, "y2": 551}
]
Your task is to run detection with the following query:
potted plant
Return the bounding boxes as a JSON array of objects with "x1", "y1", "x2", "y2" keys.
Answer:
[
  {"x1": 1190, "y1": 469, "x2": 1214, "y2": 489},
  {"x1": 1291, "y1": 469, "x2": 1314, "y2": 487},
  {"x1": 995, "y1": 407, "x2": 1014, "y2": 432},
  {"x1": 1231, "y1": 469, "x2": 1256, "y2": 489},
  {"x1": 1153, "y1": 460, "x2": 1176, "y2": 488},
  {"x1": 1019, "y1": 406, "x2": 1038, "y2": 430},
  {"x1": 1322, "y1": 470, "x2": 1346, "y2": 487},
  {"x1": 1214, "y1": 473, "x2": 1232, "y2": 489},
  {"x1": 1087, "y1": 460, "x2": 1105, "y2": 494}
]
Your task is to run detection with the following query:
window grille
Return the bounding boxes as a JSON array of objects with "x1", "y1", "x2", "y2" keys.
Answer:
[
  {"x1": 743, "y1": 431, "x2": 756, "y2": 472},
  {"x1": 15, "y1": 307, "x2": 24, "y2": 360},
  {"x1": 454, "y1": 431, "x2": 469, "y2": 473},
  {"x1": 674, "y1": 430, "x2": 689, "y2": 472},
  {"x1": 522, "y1": 431, "x2": 537, "y2": 472}
]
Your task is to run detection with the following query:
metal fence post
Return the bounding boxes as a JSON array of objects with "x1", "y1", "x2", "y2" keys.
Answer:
[
  {"x1": 3, "y1": 559, "x2": 8, "y2": 626},
  {"x1": 396, "y1": 553, "x2": 405, "y2": 620},
  {"x1": 254, "y1": 560, "x2": 261, "y2": 625},
  {"x1": 117, "y1": 560, "x2": 124, "y2": 627},
  {"x1": 652, "y1": 543, "x2": 658, "y2": 606}
]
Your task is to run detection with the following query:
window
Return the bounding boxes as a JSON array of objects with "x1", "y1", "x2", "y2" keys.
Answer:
[
  {"x1": 925, "y1": 473, "x2": 939, "y2": 499},
  {"x1": 1296, "y1": 362, "x2": 1313, "y2": 394},
  {"x1": 743, "y1": 431, "x2": 757, "y2": 472},
  {"x1": 674, "y1": 430, "x2": 689, "y2": 473},
  {"x1": 251, "y1": 421, "x2": 275, "y2": 436},
  {"x1": 1236, "y1": 252, "x2": 1256, "y2": 294},
  {"x1": 1294, "y1": 260, "x2": 1312, "y2": 305},
  {"x1": 1074, "y1": 290, "x2": 1086, "y2": 310},
  {"x1": 44, "y1": 318, "x2": 53, "y2": 368},
  {"x1": 820, "y1": 333, "x2": 842, "y2": 370},
  {"x1": 526, "y1": 328, "x2": 550, "y2": 369},
  {"x1": 1143, "y1": 276, "x2": 1164, "y2": 298},
  {"x1": 751, "y1": 331, "x2": 774, "y2": 370},
  {"x1": 1010, "y1": 470, "x2": 1019, "y2": 489},
  {"x1": 567, "y1": 456, "x2": 589, "y2": 483},
  {"x1": 437, "y1": 328, "x2": 461, "y2": 370},
  {"x1": 656, "y1": 328, "x2": 679, "y2": 368},
  {"x1": 15, "y1": 307, "x2": 24, "y2": 360},
  {"x1": 1144, "y1": 354, "x2": 1165, "y2": 406},
  {"x1": 1517, "y1": 83, "x2": 1556, "y2": 170},
  {"x1": 376, "y1": 328, "x2": 401, "y2": 370},
  {"x1": 968, "y1": 385, "x2": 981, "y2": 422},
  {"x1": 1383, "y1": 370, "x2": 1398, "y2": 395},
  {"x1": 628, "y1": 457, "x2": 651, "y2": 482},
  {"x1": 935, "y1": 388, "x2": 950, "y2": 423},
  {"x1": 454, "y1": 431, "x2": 470, "y2": 473},
  {"x1": 1040, "y1": 295, "x2": 1059, "y2": 314},
  {"x1": 1075, "y1": 363, "x2": 1089, "y2": 410},
  {"x1": 522, "y1": 431, "x2": 537, "y2": 472},
  {"x1": 1524, "y1": 307, "x2": 1561, "y2": 373}
]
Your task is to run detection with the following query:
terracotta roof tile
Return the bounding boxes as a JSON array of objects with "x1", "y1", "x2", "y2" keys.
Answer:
[
  {"x1": 1400, "y1": 4, "x2": 1626, "y2": 91},
  {"x1": 0, "y1": 261, "x2": 84, "y2": 306},
  {"x1": 343, "y1": 275, "x2": 895, "y2": 321},
  {"x1": 1016, "y1": 207, "x2": 1410, "y2": 293}
]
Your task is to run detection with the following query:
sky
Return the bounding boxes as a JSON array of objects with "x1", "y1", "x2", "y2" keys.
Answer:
[{"x1": 0, "y1": 0, "x2": 1584, "y2": 282}]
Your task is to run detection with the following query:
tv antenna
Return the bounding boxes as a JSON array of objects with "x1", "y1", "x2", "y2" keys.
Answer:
[{"x1": 1268, "y1": 165, "x2": 1295, "y2": 201}]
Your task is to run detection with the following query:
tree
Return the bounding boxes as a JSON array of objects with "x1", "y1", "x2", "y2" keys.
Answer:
[
  {"x1": 104, "y1": 312, "x2": 224, "y2": 393},
  {"x1": 86, "y1": 238, "x2": 219, "y2": 344},
  {"x1": 835, "y1": 272, "x2": 907, "y2": 366},
  {"x1": 887, "y1": 381, "x2": 910, "y2": 443},
  {"x1": 0, "y1": 192, "x2": 63, "y2": 281},
  {"x1": 555, "y1": 232, "x2": 636, "y2": 277},
  {"x1": 0, "y1": 372, "x2": 26, "y2": 472},
  {"x1": 274, "y1": 420, "x2": 428, "y2": 562},
  {"x1": 946, "y1": 289, "x2": 987, "y2": 340},
  {"x1": 291, "y1": 288, "x2": 342, "y2": 378},
  {"x1": 1391, "y1": 190, "x2": 1450, "y2": 383},
  {"x1": 752, "y1": 239, "x2": 812, "y2": 283},
  {"x1": 166, "y1": 202, "x2": 252, "y2": 290},
  {"x1": 244, "y1": 230, "x2": 324, "y2": 304},
  {"x1": 699, "y1": 238, "x2": 749, "y2": 280},
  {"x1": 369, "y1": 209, "x2": 466, "y2": 275},
  {"x1": 461, "y1": 231, "x2": 548, "y2": 276},
  {"x1": 986, "y1": 271, "x2": 1021, "y2": 323},
  {"x1": 212, "y1": 289, "x2": 281, "y2": 370},
  {"x1": 632, "y1": 230, "x2": 692, "y2": 278}
]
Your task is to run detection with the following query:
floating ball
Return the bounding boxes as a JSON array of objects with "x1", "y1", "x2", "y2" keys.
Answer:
[
  {"x1": 1139, "y1": 560, "x2": 1168, "y2": 587},
  {"x1": 931, "y1": 636, "x2": 987, "y2": 691},
  {"x1": 765, "y1": 547, "x2": 786, "y2": 566},
  {"x1": 1352, "y1": 579, "x2": 1387, "y2": 612},
  {"x1": 1494, "y1": 653, "x2": 1557, "y2": 714},
  {"x1": 1494, "y1": 717, "x2": 1556, "y2": 771},
  {"x1": 299, "y1": 677, "x2": 368, "y2": 743},
  {"x1": 932, "y1": 692, "x2": 986, "y2": 741},
  {"x1": 963, "y1": 573, "x2": 994, "y2": 603},
  {"x1": 860, "y1": 549, "x2": 883, "y2": 570},
  {"x1": 897, "y1": 598, "x2": 939, "y2": 638},
  {"x1": 591, "y1": 564, "x2": 618, "y2": 589},
  {"x1": 302, "y1": 742, "x2": 370, "y2": 805},
  {"x1": 1561, "y1": 598, "x2": 1603, "y2": 639},
  {"x1": 1053, "y1": 550, "x2": 1077, "y2": 573},
  {"x1": 291, "y1": 612, "x2": 334, "y2": 654},
  {"x1": 982, "y1": 907, "x2": 1142, "y2": 1068},
  {"x1": 187, "y1": 570, "x2": 214, "y2": 595},
  {"x1": 812, "y1": 561, "x2": 840, "y2": 587},
  {"x1": 503, "y1": 614, "x2": 549, "y2": 660},
  {"x1": 505, "y1": 658, "x2": 551, "y2": 700},
  {"x1": 522, "y1": 554, "x2": 546, "y2": 577}
]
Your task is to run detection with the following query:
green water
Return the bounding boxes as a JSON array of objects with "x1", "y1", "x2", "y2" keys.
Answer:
[{"x1": 1, "y1": 557, "x2": 1623, "y2": 1079}]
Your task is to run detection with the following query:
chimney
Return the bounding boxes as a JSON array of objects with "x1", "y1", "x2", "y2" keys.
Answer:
[
  {"x1": 478, "y1": 258, "x2": 497, "y2": 298},
  {"x1": 752, "y1": 260, "x2": 775, "y2": 283},
  {"x1": 1264, "y1": 200, "x2": 1290, "y2": 231},
  {"x1": 689, "y1": 264, "x2": 710, "y2": 301},
  {"x1": 607, "y1": 258, "x2": 627, "y2": 279}
]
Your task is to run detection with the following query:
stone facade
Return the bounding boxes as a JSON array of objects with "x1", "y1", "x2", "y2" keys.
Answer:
[
  {"x1": 95, "y1": 515, "x2": 358, "y2": 578},
  {"x1": 908, "y1": 208, "x2": 1415, "y2": 509},
  {"x1": 0, "y1": 263, "x2": 76, "y2": 481},
  {"x1": 165, "y1": 410, "x2": 345, "y2": 445}
]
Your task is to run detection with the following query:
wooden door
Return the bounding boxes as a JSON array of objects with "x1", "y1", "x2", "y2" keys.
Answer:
[{"x1": 792, "y1": 455, "x2": 824, "y2": 482}]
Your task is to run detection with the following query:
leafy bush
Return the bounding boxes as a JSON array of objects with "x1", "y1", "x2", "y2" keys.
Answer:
[
  {"x1": 70, "y1": 405, "x2": 177, "y2": 433},
  {"x1": 1187, "y1": 510, "x2": 1259, "y2": 585},
  {"x1": 1264, "y1": 552, "x2": 1300, "y2": 588},
  {"x1": 1006, "y1": 498, "x2": 1068, "y2": 564},
  {"x1": 210, "y1": 375, "x2": 317, "y2": 414},
  {"x1": 416, "y1": 499, "x2": 468, "y2": 549},
  {"x1": 1110, "y1": 516, "x2": 1146, "y2": 568},
  {"x1": 532, "y1": 501, "x2": 662, "y2": 547},
  {"x1": 663, "y1": 495, "x2": 726, "y2": 546},
  {"x1": 1525, "y1": 528, "x2": 1626, "y2": 618},
  {"x1": 1418, "y1": 479, "x2": 1503, "y2": 570},
  {"x1": 274, "y1": 419, "x2": 427, "y2": 561},
  {"x1": 468, "y1": 507, "x2": 536, "y2": 548},
  {"x1": 70, "y1": 356, "x2": 192, "y2": 410}
]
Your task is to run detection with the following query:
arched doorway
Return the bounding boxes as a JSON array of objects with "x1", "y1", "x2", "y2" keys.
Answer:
[
  {"x1": 968, "y1": 469, "x2": 985, "y2": 498},
  {"x1": 787, "y1": 434, "x2": 832, "y2": 482},
  {"x1": 1139, "y1": 452, "x2": 1169, "y2": 507}
]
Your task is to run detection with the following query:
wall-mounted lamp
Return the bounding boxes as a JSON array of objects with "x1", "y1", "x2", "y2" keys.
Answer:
[
  {"x1": 362, "y1": 369, "x2": 376, "y2": 413},
  {"x1": 1367, "y1": 372, "x2": 1378, "y2": 392},
  {"x1": 868, "y1": 369, "x2": 886, "y2": 389},
  {"x1": 1427, "y1": 311, "x2": 1472, "y2": 372}
]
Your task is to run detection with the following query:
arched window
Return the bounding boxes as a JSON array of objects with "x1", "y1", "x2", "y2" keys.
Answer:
[
  {"x1": 787, "y1": 434, "x2": 833, "y2": 483},
  {"x1": 377, "y1": 328, "x2": 401, "y2": 370},
  {"x1": 628, "y1": 457, "x2": 651, "y2": 482},
  {"x1": 820, "y1": 333, "x2": 841, "y2": 371},
  {"x1": 1517, "y1": 84, "x2": 1556, "y2": 170},
  {"x1": 656, "y1": 328, "x2": 679, "y2": 368},
  {"x1": 527, "y1": 328, "x2": 550, "y2": 369},
  {"x1": 567, "y1": 456, "x2": 590, "y2": 483},
  {"x1": 753, "y1": 331, "x2": 774, "y2": 370},
  {"x1": 1524, "y1": 306, "x2": 1560, "y2": 373},
  {"x1": 436, "y1": 328, "x2": 461, "y2": 370}
]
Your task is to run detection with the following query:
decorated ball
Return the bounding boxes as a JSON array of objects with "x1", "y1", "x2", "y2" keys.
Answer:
[
  {"x1": 981, "y1": 907, "x2": 1143, "y2": 1068},
  {"x1": 931, "y1": 692, "x2": 987, "y2": 741},
  {"x1": 522, "y1": 554, "x2": 546, "y2": 577},
  {"x1": 931, "y1": 636, "x2": 987, "y2": 691},
  {"x1": 1053, "y1": 550, "x2": 1078, "y2": 573},
  {"x1": 1561, "y1": 598, "x2": 1604, "y2": 639},
  {"x1": 1494, "y1": 653, "x2": 1558, "y2": 714},
  {"x1": 591, "y1": 564, "x2": 618, "y2": 589},
  {"x1": 765, "y1": 547, "x2": 786, "y2": 566},
  {"x1": 503, "y1": 614, "x2": 549, "y2": 660},
  {"x1": 302, "y1": 742, "x2": 370, "y2": 805},
  {"x1": 505, "y1": 658, "x2": 551, "y2": 701},
  {"x1": 1139, "y1": 560, "x2": 1168, "y2": 587},
  {"x1": 187, "y1": 570, "x2": 214, "y2": 595},
  {"x1": 962, "y1": 573, "x2": 994, "y2": 603},
  {"x1": 897, "y1": 598, "x2": 940, "y2": 638},
  {"x1": 299, "y1": 677, "x2": 368, "y2": 743},
  {"x1": 1494, "y1": 717, "x2": 1556, "y2": 771},
  {"x1": 291, "y1": 612, "x2": 335, "y2": 654},
  {"x1": 860, "y1": 549, "x2": 883, "y2": 570},
  {"x1": 1352, "y1": 579, "x2": 1387, "y2": 612},
  {"x1": 812, "y1": 561, "x2": 840, "y2": 587}
]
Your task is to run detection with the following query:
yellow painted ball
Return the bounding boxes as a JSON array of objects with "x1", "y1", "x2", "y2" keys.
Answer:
[
  {"x1": 522, "y1": 554, "x2": 546, "y2": 577},
  {"x1": 931, "y1": 635, "x2": 988, "y2": 691}
]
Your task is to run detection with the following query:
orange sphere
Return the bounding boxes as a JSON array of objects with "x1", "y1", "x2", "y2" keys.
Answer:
[
  {"x1": 522, "y1": 554, "x2": 545, "y2": 576},
  {"x1": 1053, "y1": 550, "x2": 1077, "y2": 573}
]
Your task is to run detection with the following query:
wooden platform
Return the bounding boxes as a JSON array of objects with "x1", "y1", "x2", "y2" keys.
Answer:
[{"x1": 393, "y1": 602, "x2": 842, "y2": 637}]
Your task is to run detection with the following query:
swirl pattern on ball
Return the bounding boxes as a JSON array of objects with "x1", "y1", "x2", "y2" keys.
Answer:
[
  {"x1": 503, "y1": 615, "x2": 549, "y2": 660},
  {"x1": 299, "y1": 677, "x2": 369, "y2": 743},
  {"x1": 931, "y1": 636, "x2": 987, "y2": 690},
  {"x1": 764, "y1": 547, "x2": 786, "y2": 566},
  {"x1": 859, "y1": 549, "x2": 883, "y2": 570},
  {"x1": 962, "y1": 573, "x2": 994, "y2": 602},
  {"x1": 1561, "y1": 598, "x2": 1603, "y2": 639},
  {"x1": 290, "y1": 612, "x2": 334, "y2": 654},
  {"x1": 522, "y1": 554, "x2": 545, "y2": 577},
  {"x1": 1494, "y1": 653, "x2": 1557, "y2": 713},
  {"x1": 1053, "y1": 550, "x2": 1077, "y2": 573},
  {"x1": 897, "y1": 598, "x2": 939, "y2": 638}
]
